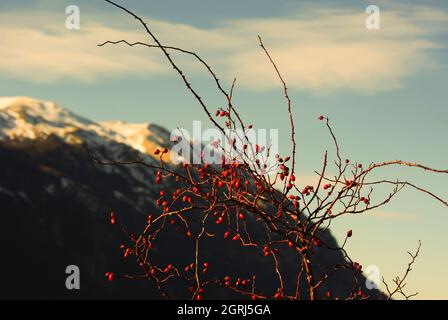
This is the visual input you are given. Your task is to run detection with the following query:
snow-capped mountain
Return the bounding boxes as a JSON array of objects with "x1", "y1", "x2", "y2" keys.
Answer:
[
  {"x1": 0, "y1": 96, "x2": 172, "y2": 157},
  {"x1": 0, "y1": 97, "x2": 176, "y2": 299},
  {"x1": 0, "y1": 96, "x2": 178, "y2": 217}
]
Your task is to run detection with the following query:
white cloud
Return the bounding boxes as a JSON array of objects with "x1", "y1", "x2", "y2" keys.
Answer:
[{"x1": 0, "y1": 5, "x2": 446, "y2": 92}]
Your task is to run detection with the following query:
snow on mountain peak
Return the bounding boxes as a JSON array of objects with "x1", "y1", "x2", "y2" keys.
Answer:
[
  {"x1": 0, "y1": 97, "x2": 19, "y2": 109},
  {"x1": 100, "y1": 120, "x2": 170, "y2": 155},
  {"x1": 0, "y1": 96, "x2": 93, "y2": 126},
  {"x1": 0, "y1": 96, "x2": 171, "y2": 157}
]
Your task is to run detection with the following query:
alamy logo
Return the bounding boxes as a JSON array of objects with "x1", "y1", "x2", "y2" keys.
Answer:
[
  {"x1": 170, "y1": 121, "x2": 279, "y2": 175},
  {"x1": 65, "y1": 5, "x2": 80, "y2": 30},
  {"x1": 365, "y1": 5, "x2": 380, "y2": 30},
  {"x1": 65, "y1": 265, "x2": 80, "y2": 290}
]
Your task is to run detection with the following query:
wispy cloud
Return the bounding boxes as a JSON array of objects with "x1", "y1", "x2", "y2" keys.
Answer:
[
  {"x1": 222, "y1": 6, "x2": 447, "y2": 92},
  {"x1": 364, "y1": 210, "x2": 417, "y2": 221},
  {"x1": 0, "y1": 4, "x2": 446, "y2": 92},
  {"x1": 0, "y1": 12, "x2": 167, "y2": 82}
]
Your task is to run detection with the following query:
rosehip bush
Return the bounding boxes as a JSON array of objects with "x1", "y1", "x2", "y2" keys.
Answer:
[{"x1": 94, "y1": 0, "x2": 448, "y2": 300}]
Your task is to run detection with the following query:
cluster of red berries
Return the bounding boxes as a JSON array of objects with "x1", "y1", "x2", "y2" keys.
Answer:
[
  {"x1": 215, "y1": 109, "x2": 228, "y2": 117},
  {"x1": 301, "y1": 185, "x2": 314, "y2": 196},
  {"x1": 154, "y1": 147, "x2": 168, "y2": 155},
  {"x1": 105, "y1": 135, "x2": 368, "y2": 301}
]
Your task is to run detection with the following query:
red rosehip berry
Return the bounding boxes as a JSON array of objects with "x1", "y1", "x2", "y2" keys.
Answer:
[
  {"x1": 235, "y1": 180, "x2": 241, "y2": 189},
  {"x1": 274, "y1": 292, "x2": 282, "y2": 299},
  {"x1": 105, "y1": 272, "x2": 114, "y2": 282}
]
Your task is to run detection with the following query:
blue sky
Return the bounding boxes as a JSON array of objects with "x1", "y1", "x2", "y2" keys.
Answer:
[{"x1": 1, "y1": 0, "x2": 447, "y2": 298}]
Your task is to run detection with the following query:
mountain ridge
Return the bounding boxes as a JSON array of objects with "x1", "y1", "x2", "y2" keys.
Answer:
[{"x1": 0, "y1": 96, "x2": 172, "y2": 158}]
